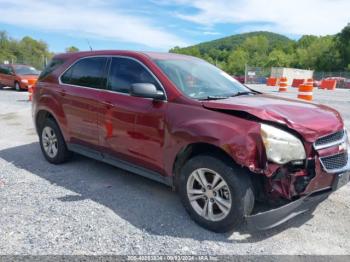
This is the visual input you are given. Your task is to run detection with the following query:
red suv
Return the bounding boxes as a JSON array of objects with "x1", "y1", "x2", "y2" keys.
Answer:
[
  {"x1": 0, "y1": 64, "x2": 40, "y2": 91},
  {"x1": 32, "y1": 51, "x2": 350, "y2": 232}
]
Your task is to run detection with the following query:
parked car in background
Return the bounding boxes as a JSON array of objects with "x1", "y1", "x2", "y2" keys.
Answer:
[
  {"x1": 0, "y1": 64, "x2": 40, "y2": 91},
  {"x1": 233, "y1": 75, "x2": 245, "y2": 84},
  {"x1": 33, "y1": 51, "x2": 349, "y2": 232},
  {"x1": 345, "y1": 78, "x2": 350, "y2": 89}
]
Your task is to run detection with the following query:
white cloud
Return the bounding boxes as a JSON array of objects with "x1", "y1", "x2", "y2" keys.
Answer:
[
  {"x1": 203, "y1": 31, "x2": 221, "y2": 36},
  {"x1": 0, "y1": 0, "x2": 188, "y2": 49},
  {"x1": 167, "y1": 0, "x2": 350, "y2": 36}
]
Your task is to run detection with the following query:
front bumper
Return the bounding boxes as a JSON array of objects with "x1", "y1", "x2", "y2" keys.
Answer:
[{"x1": 246, "y1": 170, "x2": 349, "y2": 230}]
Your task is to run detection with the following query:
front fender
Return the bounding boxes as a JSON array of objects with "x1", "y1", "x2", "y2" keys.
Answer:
[{"x1": 164, "y1": 103, "x2": 266, "y2": 176}]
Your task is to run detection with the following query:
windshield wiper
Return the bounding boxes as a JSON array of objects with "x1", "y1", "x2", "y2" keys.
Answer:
[
  {"x1": 231, "y1": 91, "x2": 255, "y2": 97},
  {"x1": 201, "y1": 95, "x2": 230, "y2": 100}
]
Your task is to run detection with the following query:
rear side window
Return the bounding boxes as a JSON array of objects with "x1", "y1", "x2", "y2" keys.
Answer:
[
  {"x1": 61, "y1": 57, "x2": 108, "y2": 89},
  {"x1": 38, "y1": 58, "x2": 64, "y2": 81},
  {"x1": 107, "y1": 57, "x2": 161, "y2": 93}
]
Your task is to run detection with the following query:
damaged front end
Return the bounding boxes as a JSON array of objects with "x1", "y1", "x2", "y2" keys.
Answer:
[
  {"x1": 202, "y1": 95, "x2": 350, "y2": 230},
  {"x1": 247, "y1": 128, "x2": 350, "y2": 230}
]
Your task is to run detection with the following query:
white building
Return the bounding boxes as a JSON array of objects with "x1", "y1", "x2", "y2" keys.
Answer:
[{"x1": 271, "y1": 67, "x2": 314, "y2": 85}]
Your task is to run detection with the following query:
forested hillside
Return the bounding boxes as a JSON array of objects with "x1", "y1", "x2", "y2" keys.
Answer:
[
  {"x1": 1, "y1": 24, "x2": 349, "y2": 73},
  {"x1": 170, "y1": 25, "x2": 350, "y2": 75}
]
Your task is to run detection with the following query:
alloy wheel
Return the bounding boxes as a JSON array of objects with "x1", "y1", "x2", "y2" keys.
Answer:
[
  {"x1": 42, "y1": 126, "x2": 58, "y2": 158},
  {"x1": 186, "y1": 168, "x2": 232, "y2": 221}
]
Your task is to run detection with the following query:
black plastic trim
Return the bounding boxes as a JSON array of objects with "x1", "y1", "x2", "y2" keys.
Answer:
[
  {"x1": 246, "y1": 189, "x2": 333, "y2": 230},
  {"x1": 67, "y1": 143, "x2": 173, "y2": 187}
]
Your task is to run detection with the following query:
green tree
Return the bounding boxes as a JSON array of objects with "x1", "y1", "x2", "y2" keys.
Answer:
[
  {"x1": 266, "y1": 49, "x2": 292, "y2": 67},
  {"x1": 242, "y1": 36, "x2": 269, "y2": 66},
  {"x1": 226, "y1": 48, "x2": 249, "y2": 74},
  {"x1": 170, "y1": 46, "x2": 201, "y2": 57},
  {"x1": 297, "y1": 35, "x2": 318, "y2": 49},
  {"x1": 15, "y1": 36, "x2": 51, "y2": 69},
  {"x1": 65, "y1": 46, "x2": 79, "y2": 53},
  {"x1": 295, "y1": 36, "x2": 341, "y2": 70},
  {"x1": 0, "y1": 31, "x2": 16, "y2": 63},
  {"x1": 336, "y1": 24, "x2": 350, "y2": 69}
]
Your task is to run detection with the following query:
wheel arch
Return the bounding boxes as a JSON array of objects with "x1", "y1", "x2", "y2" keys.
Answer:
[
  {"x1": 35, "y1": 109, "x2": 67, "y2": 141},
  {"x1": 172, "y1": 142, "x2": 238, "y2": 190}
]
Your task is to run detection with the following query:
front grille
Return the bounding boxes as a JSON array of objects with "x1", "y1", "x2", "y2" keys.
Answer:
[
  {"x1": 320, "y1": 152, "x2": 348, "y2": 172},
  {"x1": 315, "y1": 129, "x2": 345, "y2": 148}
]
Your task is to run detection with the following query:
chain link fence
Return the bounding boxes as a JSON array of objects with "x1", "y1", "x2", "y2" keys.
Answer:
[
  {"x1": 2, "y1": 56, "x2": 49, "y2": 70},
  {"x1": 314, "y1": 72, "x2": 350, "y2": 88},
  {"x1": 244, "y1": 66, "x2": 270, "y2": 84},
  {"x1": 244, "y1": 66, "x2": 350, "y2": 88}
]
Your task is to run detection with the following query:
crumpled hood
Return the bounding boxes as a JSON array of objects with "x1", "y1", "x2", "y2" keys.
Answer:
[{"x1": 202, "y1": 94, "x2": 344, "y2": 142}]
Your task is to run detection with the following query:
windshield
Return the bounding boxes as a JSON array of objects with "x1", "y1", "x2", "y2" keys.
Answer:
[
  {"x1": 13, "y1": 65, "x2": 40, "y2": 75},
  {"x1": 154, "y1": 58, "x2": 251, "y2": 100}
]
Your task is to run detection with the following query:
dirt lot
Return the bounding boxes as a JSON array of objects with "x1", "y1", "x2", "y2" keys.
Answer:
[{"x1": 0, "y1": 86, "x2": 349, "y2": 255}]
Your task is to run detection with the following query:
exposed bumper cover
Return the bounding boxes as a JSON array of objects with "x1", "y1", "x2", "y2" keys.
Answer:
[{"x1": 246, "y1": 171, "x2": 349, "y2": 230}]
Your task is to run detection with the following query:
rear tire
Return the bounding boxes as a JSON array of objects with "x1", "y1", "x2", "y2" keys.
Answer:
[
  {"x1": 179, "y1": 154, "x2": 254, "y2": 233},
  {"x1": 39, "y1": 118, "x2": 72, "y2": 164}
]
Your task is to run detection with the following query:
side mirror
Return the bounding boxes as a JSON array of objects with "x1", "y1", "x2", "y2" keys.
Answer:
[{"x1": 130, "y1": 83, "x2": 165, "y2": 100}]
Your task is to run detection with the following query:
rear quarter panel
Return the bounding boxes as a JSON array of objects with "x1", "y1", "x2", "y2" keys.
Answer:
[{"x1": 33, "y1": 81, "x2": 69, "y2": 141}]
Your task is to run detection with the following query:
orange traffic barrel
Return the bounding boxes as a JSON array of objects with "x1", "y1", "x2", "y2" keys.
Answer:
[
  {"x1": 267, "y1": 77, "x2": 277, "y2": 86},
  {"x1": 278, "y1": 77, "x2": 288, "y2": 92},
  {"x1": 298, "y1": 79, "x2": 313, "y2": 101}
]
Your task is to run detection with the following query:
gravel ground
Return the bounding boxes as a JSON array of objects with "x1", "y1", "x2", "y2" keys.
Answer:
[{"x1": 0, "y1": 85, "x2": 349, "y2": 255}]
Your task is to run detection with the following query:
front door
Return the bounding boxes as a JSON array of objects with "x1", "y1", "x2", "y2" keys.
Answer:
[{"x1": 98, "y1": 57, "x2": 167, "y2": 173}]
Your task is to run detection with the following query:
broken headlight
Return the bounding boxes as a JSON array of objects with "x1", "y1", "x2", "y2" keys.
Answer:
[{"x1": 260, "y1": 124, "x2": 306, "y2": 164}]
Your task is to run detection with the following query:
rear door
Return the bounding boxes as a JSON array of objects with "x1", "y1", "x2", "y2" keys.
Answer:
[
  {"x1": 59, "y1": 56, "x2": 108, "y2": 150},
  {"x1": 98, "y1": 56, "x2": 167, "y2": 173}
]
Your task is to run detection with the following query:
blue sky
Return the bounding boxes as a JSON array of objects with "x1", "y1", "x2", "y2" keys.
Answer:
[{"x1": 0, "y1": 0, "x2": 349, "y2": 53}]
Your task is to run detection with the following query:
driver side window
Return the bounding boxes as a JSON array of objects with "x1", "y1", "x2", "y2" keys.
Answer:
[{"x1": 107, "y1": 57, "x2": 161, "y2": 94}]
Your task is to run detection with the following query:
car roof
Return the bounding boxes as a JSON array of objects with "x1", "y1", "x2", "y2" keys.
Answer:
[{"x1": 53, "y1": 50, "x2": 196, "y2": 61}]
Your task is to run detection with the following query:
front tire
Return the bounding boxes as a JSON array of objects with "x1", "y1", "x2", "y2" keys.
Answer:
[
  {"x1": 14, "y1": 82, "x2": 21, "y2": 91},
  {"x1": 39, "y1": 118, "x2": 71, "y2": 164},
  {"x1": 179, "y1": 154, "x2": 254, "y2": 233}
]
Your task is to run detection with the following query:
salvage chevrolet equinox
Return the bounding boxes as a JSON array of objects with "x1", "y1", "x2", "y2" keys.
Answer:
[{"x1": 32, "y1": 51, "x2": 350, "y2": 232}]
